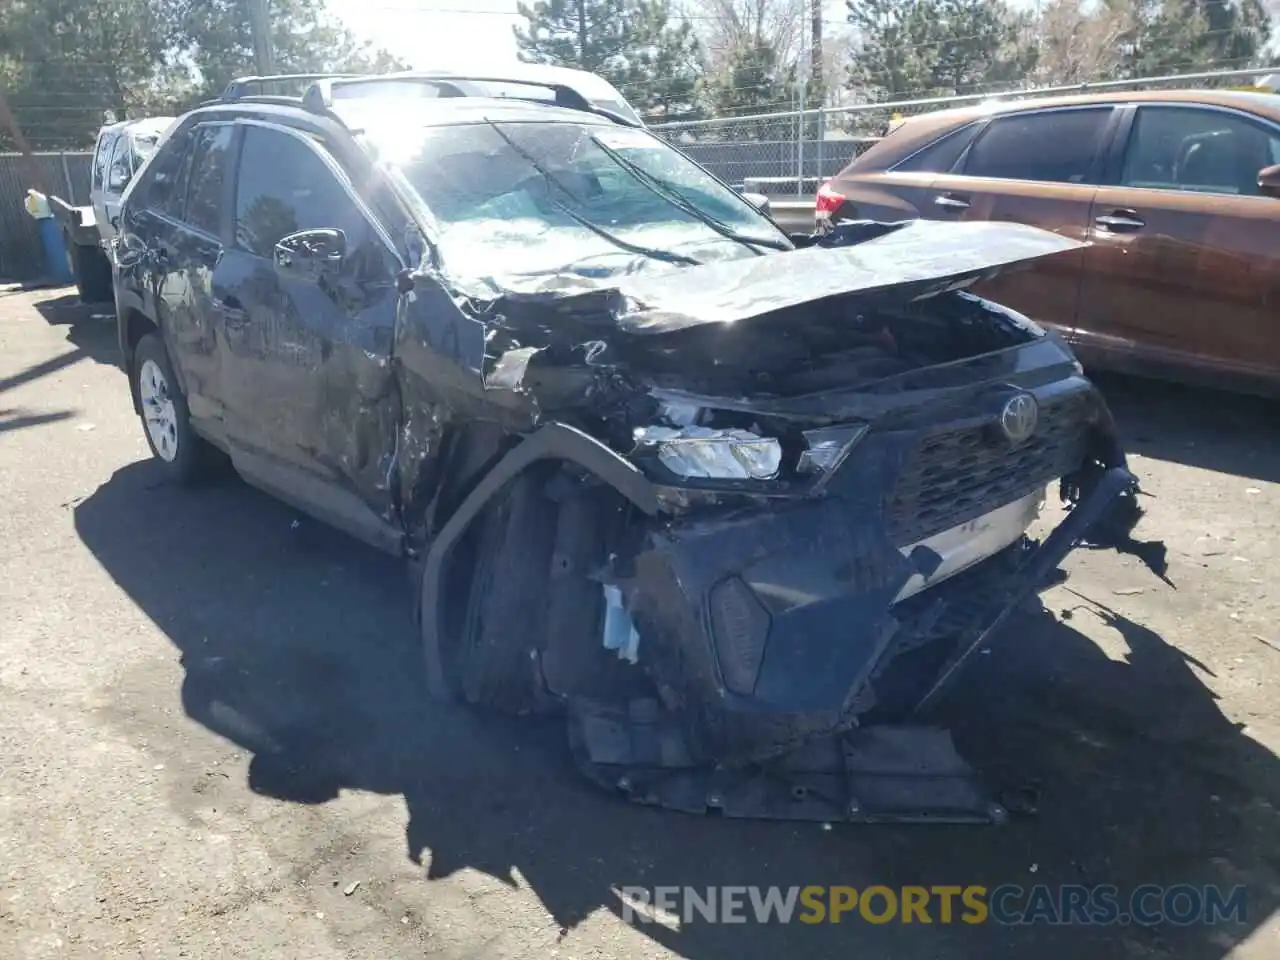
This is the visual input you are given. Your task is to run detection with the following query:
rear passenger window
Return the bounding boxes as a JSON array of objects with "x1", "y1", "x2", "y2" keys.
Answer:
[
  {"x1": 234, "y1": 127, "x2": 367, "y2": 258},
  {"x1": 894, "y1": 123, "x2": 980, "y2": 173},
  {"x1": 1120, "y1": 106, "x2": 1280, "y2": 197},
  {"x1": 183, "y1": 125, "x2": 234, "y2": 235},
  {"x1": 130, "y1": 128, "x2": 192, "y2": 217},
  {"x1": 961, "y1": 108, "x2": 1112, "y2": 184}
]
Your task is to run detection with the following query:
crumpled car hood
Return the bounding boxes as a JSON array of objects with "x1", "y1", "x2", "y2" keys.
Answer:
[{"x1": 454, "y1": 220, "x2": 1084, "y2": 337}]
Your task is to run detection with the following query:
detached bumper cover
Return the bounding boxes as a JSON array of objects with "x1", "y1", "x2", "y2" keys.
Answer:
[
  {"x1": 571, "y1": 465, "x2": 1144, "y2": 822},
  {"x1": 614, "y1": 449, "x2": 1142, "y2": 761}
]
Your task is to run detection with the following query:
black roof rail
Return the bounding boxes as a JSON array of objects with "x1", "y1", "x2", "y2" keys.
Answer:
[
  {"x1": 222, "y1": 73, "x2": 360, "y2": 100},
  {"x1": 301, "y1": 72, "x2": 641, "y2": 126}
]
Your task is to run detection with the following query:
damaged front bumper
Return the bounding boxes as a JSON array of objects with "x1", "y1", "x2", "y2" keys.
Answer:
[
  {"x1": 616, "y1": 386, "x2": 1133, "y2": 723},
  {"x1": 572, "y1": 460, "x2": 1141, "y2": 823},
  {"x1": 568, "y1": 372, "x2": 1155, "y2": 821}
]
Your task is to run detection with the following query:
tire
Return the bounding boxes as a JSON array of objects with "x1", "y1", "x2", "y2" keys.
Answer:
[
  {"x1": 68, "y1": 240, "x2": 113, "y2": 304},
  {"x1": 132, "y1": 333, "x2": 213, "y2": 484},
  {"x1": 453, "y1": 469, "x2": 560, "y2": 714}
]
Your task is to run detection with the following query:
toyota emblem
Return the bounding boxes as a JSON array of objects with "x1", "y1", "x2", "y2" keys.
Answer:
[{"x1": 999, "y1": 393, "x2": 1039, "y2": 444}]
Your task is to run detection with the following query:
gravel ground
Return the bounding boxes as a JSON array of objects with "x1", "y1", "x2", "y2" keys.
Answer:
[{"x1": 2, "y1": 287, "x2": 1278, "y2": 960}]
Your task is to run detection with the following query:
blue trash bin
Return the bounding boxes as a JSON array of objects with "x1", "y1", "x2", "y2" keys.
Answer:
[
  {"x1": 37, "y1": 214, "x2": 74, "y2": 285},
  {"x1": 24, "y1": 190, "x2": 75, "y2": 285}
]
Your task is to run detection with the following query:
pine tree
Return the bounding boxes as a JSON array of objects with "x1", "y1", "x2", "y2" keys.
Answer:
[
  {"x1": 619, "y1": 2, "x2": 704, "y2": 121},
  {"x1": 846, "y1": 0, "x2": 1036, "y2": 101},
  {"x1": 1120, "y1": 0, "x2": 1271, "y2": 77},
  {"x1": 711, "y1": 39, "x2": 793, "y2": 117},
  {"x1": 845, "y1": 0, "x2": 938, "y2": 101},
  {"x1": 170, "y1": 0, "x2": 407, "y2": 102},
  {"x1": 514, "y1": 0, "x2": 705, "y2": 121},
  {"x1": 0, "y1": 0, "x2": 176, "y2": 146},
  {"x1": 927, "y1": 0, "x2": 1036, "y2": 95}
]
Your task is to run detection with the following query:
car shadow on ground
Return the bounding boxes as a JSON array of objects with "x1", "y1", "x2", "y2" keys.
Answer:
[
  {"x1": 0, "y1": 301, "x2": 101, "y2": 432},
  {"x1": 73, "y1": 456, "x2": 1279, "y2": 959},
  {"x1": 1093, "y1": 372, "x2": 1280, "y2": 485},
  {"x1": 31, "y1": 290, "x2": 120, "y2": 366}
]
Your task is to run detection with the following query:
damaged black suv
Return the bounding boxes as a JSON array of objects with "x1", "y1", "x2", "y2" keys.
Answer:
[{"x1": 114, "y1": 74, "x2": 1153, "y2": 824}]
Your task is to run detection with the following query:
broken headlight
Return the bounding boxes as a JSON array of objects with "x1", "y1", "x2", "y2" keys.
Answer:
[
  {"x1": 797, "y1": 423, "x2": 870, "y2": 475},
  {"x1": 633, "y1": 425, "x2": 782, "y2": 481}
]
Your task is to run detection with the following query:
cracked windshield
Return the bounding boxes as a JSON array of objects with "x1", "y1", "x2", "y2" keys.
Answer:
[{"x1": 386, "y1": 121, "x2": 786, "y2": 280}]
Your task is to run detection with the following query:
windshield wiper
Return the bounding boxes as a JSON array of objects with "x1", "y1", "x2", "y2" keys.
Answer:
[
  {"x1": 484, "y1": 121, "x2": 700, "y2": 268},
  {"x1": 589, "y1": 136, "x2": 792, "y2": 254}
]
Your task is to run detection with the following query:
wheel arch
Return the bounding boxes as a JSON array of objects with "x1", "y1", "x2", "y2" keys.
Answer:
[
  {"x1": 418, "y1": 421, "x2": 660, "y2": 702},
  {"x1": 121, "y1": 309, "x2": 159, "y2": 413}
]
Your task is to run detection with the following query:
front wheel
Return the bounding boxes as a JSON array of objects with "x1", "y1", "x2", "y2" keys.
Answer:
[{"x1": 133, "y1": 333, "x2": 213, "y2": 484}]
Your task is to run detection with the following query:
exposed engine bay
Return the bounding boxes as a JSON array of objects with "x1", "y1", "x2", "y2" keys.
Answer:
[{"x1": 605, "y1": 288, "x2": 1038, "y2": 399}]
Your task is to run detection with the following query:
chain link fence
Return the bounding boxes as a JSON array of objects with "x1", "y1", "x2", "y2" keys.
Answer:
[
  {"x1": 652, "y1": 66, "x2": 1280, "y2": 197},
  {"x1": 0, "y1": 67, "x2": 1276, "y2": 280},
  {"x1": 0, "y1": 151, "x2": 91, "y2": 282}
]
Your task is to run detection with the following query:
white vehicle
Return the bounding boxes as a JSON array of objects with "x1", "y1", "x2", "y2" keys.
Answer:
[
  {"x1": 225, "y1": 66, "x2": 646, "y2": 127},
  {"x1": 51, "y1": 116, "x2": 174, "y2": 302},
  {"x1": 427, "y1": 64, "x2": 645, "y2": 126}
]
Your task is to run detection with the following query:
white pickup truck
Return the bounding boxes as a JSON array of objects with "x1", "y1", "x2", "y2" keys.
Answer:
[{"x1": 50, "y1": 116, "x2": 173, "y2": 302}]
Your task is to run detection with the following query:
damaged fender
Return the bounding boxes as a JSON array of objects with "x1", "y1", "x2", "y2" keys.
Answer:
[{"x1": 418, "y1": 421, "x2": 660, "y2": 703}]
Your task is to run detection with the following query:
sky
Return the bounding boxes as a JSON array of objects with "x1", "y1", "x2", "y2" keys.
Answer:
[
  {"x1": 325, "y1": 0, "x2": 858, "y2": 72},
  {"x1": 325, "y1": 0, "x2": 1279, "y2": 76},
  {"x1": 327, "y1": 0, "x2": 524, "y2": 71}
]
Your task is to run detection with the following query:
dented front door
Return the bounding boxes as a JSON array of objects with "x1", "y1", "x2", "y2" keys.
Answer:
[{"x1": 215, "y1": 122, "x2": 403, "y2": 529}]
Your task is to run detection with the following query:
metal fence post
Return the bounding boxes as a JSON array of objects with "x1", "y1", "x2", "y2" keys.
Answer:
[
  {"x1": 59, "y1": 151, "x2": 73, "y2": 200},
  {"x1": 795, "y1": 105, "x2": 805, "y2": 196},
  {"x1": 815, "y1": 108, "x2": 825, "y2": 184}
]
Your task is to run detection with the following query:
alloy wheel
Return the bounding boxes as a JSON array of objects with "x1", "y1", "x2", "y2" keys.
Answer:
[{"x1": 138, "y1": 358, "x2": 179, "y2": 462}]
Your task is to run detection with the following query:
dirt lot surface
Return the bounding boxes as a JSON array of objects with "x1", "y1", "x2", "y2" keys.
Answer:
[{"x1": 2, "y1": 287, "x2": 1279, "y2": 960}]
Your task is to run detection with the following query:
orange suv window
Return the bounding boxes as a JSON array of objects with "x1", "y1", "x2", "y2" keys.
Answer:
[
  {"x1": 960, "y1": 108, "x2": 1112, "y2": 183},
  {"x1": 1120, "y1": 106, "x2": 1280, "y2": 197},
  {"x1": 893, "y1": 123, "x2": 981, "y2": 173}
]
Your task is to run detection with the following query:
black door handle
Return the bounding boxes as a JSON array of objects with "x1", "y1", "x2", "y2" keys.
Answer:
[
  {"x1": 1094, "y1": 209, "x2": 1145, "y2": 231},
  {"x1": 934, "y1": 193, "x2": 971, "y2": 211}
]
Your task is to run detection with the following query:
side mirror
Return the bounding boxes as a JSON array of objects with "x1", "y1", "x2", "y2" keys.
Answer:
[
  {"x1": 1259, "y1": 164, "x2": 1280, "y2": 198},
  {"x1": 274, "y1": 228, "x2": 346, "y2": 278},
  {"x1": 741, "y1": 191, "x2": 771, "y2": 215}
]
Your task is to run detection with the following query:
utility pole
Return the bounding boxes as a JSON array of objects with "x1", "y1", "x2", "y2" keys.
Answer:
[
  {"x1": 810, "y1": 0, "x2": 825, "y2": 192},
  {"x1": 796, "y1": 19, "x2": 807, "y2": 196},
  {"x1": 576, "y1": 0, "x2": 588, "y2": 70},
  {"x1": 248, "y1": 0, "x2": 276, "y2": 76},
  {"x1": 811, "y1": 0, "x2": 823, "y2": 99}
]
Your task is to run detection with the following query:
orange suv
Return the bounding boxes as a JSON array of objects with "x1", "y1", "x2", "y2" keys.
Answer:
[{"x1": 820, "y1": 90, "x2": 1280, "y2": 395}]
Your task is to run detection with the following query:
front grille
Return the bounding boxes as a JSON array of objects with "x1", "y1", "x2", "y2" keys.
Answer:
[{"x1": 885, "y1": 393, "x2": 1093, "y2": 546}]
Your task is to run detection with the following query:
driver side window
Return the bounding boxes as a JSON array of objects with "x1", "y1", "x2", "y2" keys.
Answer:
[
  {"x1": 1120, "y1": 106, "x2": 1280, "y2": 197},
  {"x1": 235, "y1": 127, "x2": 364, "y2": 258},
  {"x1": 234, "y1": 126, "x2": 395, "y2": 283}
]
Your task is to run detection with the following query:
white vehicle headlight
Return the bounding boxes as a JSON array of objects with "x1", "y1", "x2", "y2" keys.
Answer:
[{"x1": 633, "y1": 425, "x2": 782, "y2": 481}]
